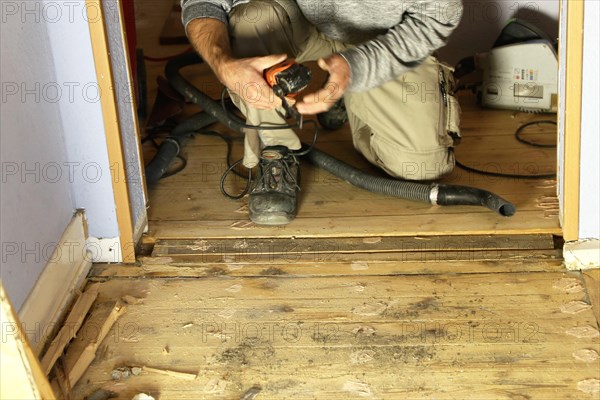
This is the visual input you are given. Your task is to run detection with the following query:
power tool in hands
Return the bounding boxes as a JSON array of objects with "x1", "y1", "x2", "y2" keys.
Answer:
[{"x1": 264, "y1": 59, "x2": 312, "y2": 128}]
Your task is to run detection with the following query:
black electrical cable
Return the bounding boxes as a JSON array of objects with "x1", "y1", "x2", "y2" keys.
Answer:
[
  {"x1": 162, "y1": 155, "x2": 188, "y2": 178},
  {"x1": 456, "y1": 120, "x2": 557, "y2": 179},
  {"x1": 194, "y1": 129, "x2": 254, "y2": 199},
  {"x1": 515, "y1": 120, "x2": 558, "y2": 148},
  {"x1": 220, "y1": 160, "x2": 253, "y2": 200},
  {"x1": 217, "y1": 87, "x2": 320, "y2": 200},
  {"x1": 218, "y1": 88, "x2": 320, "y2": 155},
  {"x1": 147, "y1": 52, "x2": 319, "y2": 188},
  {"x1": 144, "y1": 123, "x2": 250, "y2": 184},
  {"x1": 219, "y1": 88, "x2": 300, "y2": 131}
]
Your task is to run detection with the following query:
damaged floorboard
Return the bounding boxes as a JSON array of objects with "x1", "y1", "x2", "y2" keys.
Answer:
[
  {"x1": 72, "y1": 268, "x2": 600, "y2": 399},
  {"x1": 91, "y1": 234, "x2": 564, "y2": 279},
  {"x1": 149, "y1": 234, "x2": 557, "y2": 258},
  {"x1": 91, "y1": 249, "x2": 565, "y2": 279},
  {"x1": 77, "y1": 235, "x2": 595, "y2": 399}
]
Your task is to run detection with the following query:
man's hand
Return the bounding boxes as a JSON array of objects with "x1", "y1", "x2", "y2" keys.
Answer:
[
  {"x1": 217, "y1": 54, "x2": 288, "y2": 110},
  {"x1": 186, "y1": 18, "x2": 287, "y2": 111},
  {"x1": 296, "y1": 54, "x2": 351, "y2": 115}
]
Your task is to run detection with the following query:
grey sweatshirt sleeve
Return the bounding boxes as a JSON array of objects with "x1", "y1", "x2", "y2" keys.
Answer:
[
  {"x1": 181, "y1": 0, "x2": 235, "y2": 29},
  {"x1": 341, "y1": 1, "x2": 463, "y2": 92}
]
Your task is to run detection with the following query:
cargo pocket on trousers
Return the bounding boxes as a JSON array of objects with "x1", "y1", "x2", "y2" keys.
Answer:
[
  {"x1": 438, "y1": 62, "x2": 462, "y2": 146},
  {"x1": 370, "y1": 133, "x2": 455, "y2": 181}
]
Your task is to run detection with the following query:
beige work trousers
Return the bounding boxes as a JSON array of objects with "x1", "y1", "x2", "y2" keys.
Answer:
[{"x1": 229, "y1": 0, "x2": 460, "y2": 180}]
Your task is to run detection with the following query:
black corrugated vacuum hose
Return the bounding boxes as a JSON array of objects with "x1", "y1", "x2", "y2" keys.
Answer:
[
  {"x1": 305, "y1": 148, "x2": 516, "y2": 217},
  {"x1": 145, "y1": 52, "x2": 237, "y2": 184},
  {"x1": 145, "y1": 112, "x2": 217, "y2": 184},
  {"x1": 147, "y1": 53, "x2": 516, "y2": 217},
  {"x1": 165, "y1": 52, "x2": 246, "y2": 132}
]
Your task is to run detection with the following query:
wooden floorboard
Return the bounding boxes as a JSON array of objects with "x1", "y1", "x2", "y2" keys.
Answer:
[
  {"x1": 584, "y1": 270, "x2": 600, "y2": 328},
  {"x1": 139, "y1": 31, "x2": 561, "y2": 241},
  {"x1": 147, "y1": 212, "x2": 561, "y2": 240},
  {"x1": 71, "y1": 270, "x2": 599, "y2": 399},
  {"x1": 151, "y1": 234, "x2": 555, "y2": 257},
  {"x1": 90, "y1": 247, "x2": 564, "y2": 279},
  {"x1": 144, "y1": 125, "x2": 559, "y2": 235}
]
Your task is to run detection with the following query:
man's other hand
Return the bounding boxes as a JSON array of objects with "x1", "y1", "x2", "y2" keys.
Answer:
[
  {"x1": 296, "y1": 54, "x2": 350, "y2": 115},
  {"x1": 218, "y1": 54, "x2": 287, "y2": 110}
]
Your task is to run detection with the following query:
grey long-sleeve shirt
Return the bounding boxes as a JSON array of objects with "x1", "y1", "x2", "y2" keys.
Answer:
[{"x1": 181, "y1": 0, "x2": 463, "y2": 92}]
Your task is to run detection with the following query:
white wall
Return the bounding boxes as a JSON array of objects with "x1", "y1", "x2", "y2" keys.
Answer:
[
  {"x1": 1, "y1": 0, "x2": 129, "y2": 308},
  {"x1": 439, "y1": 0, "x2": 559, "y2": 65},
  {"x1": 1, "y1": 2, "x2": 76, "y2": 309},
  {"x1": 579, "y1": 0, "x2": 600, "y2": 240},
  {"x1": 42, "y1": 0, "x2": 120, "y2": 240}
]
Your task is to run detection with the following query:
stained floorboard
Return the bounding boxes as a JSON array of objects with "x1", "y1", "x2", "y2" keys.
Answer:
[{"x1": 71, "y1": 269, "x2": 599, "y2": 399}]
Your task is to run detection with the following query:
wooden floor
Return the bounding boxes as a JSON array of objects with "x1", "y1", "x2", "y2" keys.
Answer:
[
  {"x1": 144, "y1": 97, "x2": 560, "y2": 240},
  {"x1": 71, "y1": 255, "x2": 599, "y2": 399},
  {"x1": 61, "y1": 3, "x2": 600, "y2": 400},
  {"x1": 142, "y1": 68, "x2": 560, "y2": 240},
  {"x1": 135, "y1": 2, "x2": 560, "y2": 242}
]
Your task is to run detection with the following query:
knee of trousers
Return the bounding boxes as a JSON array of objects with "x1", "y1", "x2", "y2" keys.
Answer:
[
  {"x1": 346, "y1": 100, "x2": 457, "y2": 182},
  {"x1": 229, "y1": 1, "x2": 309, "y2": 58},
  {"x1": 370, "y1": 141, "x2": 456, "y2": 181}
]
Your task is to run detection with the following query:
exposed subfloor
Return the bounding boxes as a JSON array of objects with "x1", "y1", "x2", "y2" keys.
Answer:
[{"x1": 71, "y1": 255, "x2": 600, "y2": 399}]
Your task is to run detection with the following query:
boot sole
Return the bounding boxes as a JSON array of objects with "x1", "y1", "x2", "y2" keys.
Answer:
[{"x1": 249, "y1": 211, "x2": 295, "y2": 226}]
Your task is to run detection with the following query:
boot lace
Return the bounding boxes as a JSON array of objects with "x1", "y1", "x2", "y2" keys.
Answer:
[{"x1": 257, "y1": 155, "x2": 300, "y2": 194}]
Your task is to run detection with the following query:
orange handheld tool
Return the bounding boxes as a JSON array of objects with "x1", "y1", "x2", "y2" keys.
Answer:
[{"x1": 264, "y1": 59, "x2": 312, "y2": 98}]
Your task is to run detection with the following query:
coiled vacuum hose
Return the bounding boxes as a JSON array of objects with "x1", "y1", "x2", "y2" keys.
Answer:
[
  {"x1": 145, "y1": 112, "x2": 217, "y2": 184},
  {"x1": 306, "y1": 149, "x2": 516, "y2": 217},
  {"x1": 146, "y1": 53, "x2": 238, "y2": 184},
  {"x1": 146, "y1": 53, "x2": 516, "y2": 217},
  {"x1": 165, "y1": 53, "x2": 246, "y2": 132}
]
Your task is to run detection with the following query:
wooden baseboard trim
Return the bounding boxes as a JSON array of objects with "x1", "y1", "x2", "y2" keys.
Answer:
[
  {"x1": 1, "y1": 283, "x2": 56, "y2": 399},
  {"x1": 564, "y1": 239, "x2": 600, "y2": 270},
  {"x1": 18, "y1": 211, "x2": 92, "y2": 356}
]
